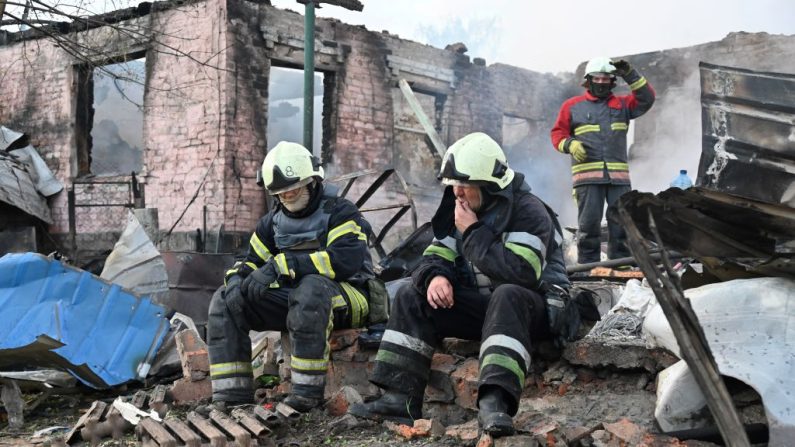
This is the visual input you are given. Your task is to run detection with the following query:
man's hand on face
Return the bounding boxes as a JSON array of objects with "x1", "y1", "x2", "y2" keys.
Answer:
[
  {"x1": 427, "y1": 275, "x2": 454, "y2": 309},
  {"x1": 454, "y1": 199, "x2": 478, "y2": 233}
]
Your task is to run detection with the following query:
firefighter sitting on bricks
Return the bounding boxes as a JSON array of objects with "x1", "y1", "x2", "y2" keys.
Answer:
[
  {"x1": 205, "y1": 141, "x2": 383, "y2": 413},
  {"x1": 349, "y1": 132, "x2": 573, "y2": 437}
]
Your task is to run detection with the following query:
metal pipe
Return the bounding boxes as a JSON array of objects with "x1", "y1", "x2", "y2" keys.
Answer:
[
  {"x1": 303, "y1": 1, "x2": 315, "y2": 151},
  {"x1": 566, "y1": 250, "x2": 684, "y2": 274}
]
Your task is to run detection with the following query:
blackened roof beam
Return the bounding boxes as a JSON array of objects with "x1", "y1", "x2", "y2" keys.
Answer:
[{"x1": 297, "y1": 0, "x2": 364, "y2": 11}]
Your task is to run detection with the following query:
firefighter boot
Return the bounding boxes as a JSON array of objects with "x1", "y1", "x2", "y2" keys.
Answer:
[
  {"x1": 478, "y1": 385, "x2": 515, "y2": 437},
  {"x1": 347, "y1": 390, "x2": 423, "y2": 425},
  {"x1": 195, "y1": 400, "x2": 253, "y2": 417},
  {"x1": 282, "y1": 385, "x2": 324, "y2": 412}
]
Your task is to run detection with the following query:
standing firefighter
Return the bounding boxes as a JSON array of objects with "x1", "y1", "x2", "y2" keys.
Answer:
[
  {"x1": 349, "y1": 132, "x2": 571, "y2": 437},
  {"x1": 206, "y1": 141, "x2": 382, "y2": 412},
  {"x1": 551, "y1": 57, "x2": 655, "y2": 264}
]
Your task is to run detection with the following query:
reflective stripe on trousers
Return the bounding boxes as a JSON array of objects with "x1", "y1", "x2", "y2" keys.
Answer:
[{"x1": 369, "y1": 281, "x2": 550, "y2": 414}]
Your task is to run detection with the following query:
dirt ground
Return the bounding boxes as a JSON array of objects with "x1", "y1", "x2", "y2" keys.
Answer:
[{"x1": 0, "y1": 359, "x2": 664, "y2": 447}]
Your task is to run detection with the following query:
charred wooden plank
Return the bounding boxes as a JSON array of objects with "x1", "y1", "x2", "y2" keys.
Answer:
[
  {"x1": 136, "y1": 417, "x2": 177, "y2": 447},
  {"x1": 232, "y1": 408, "x2": 272, "y2": 439},
  {"x1": 186, "y1": 411, "x2": 227, "y2": 447},
  {"x1": 163, "y1": 418, "x2": 202, "y2": 447},
  {"x1": 253, "y1": 405, "x2": 280, "y2": 426},
  {"x1": 210, "y1": 409, "x2": 252, "y2": 446}
]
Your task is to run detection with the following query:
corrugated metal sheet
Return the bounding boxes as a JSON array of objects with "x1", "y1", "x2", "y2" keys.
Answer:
[
  {"x1": 698, "y1": 62, "x2": 795, "y2": 206},
  {"x1": 0, "y1": 152, "x2": 52, "y2": 223},
  {"x1": 0, "y1": 252, "x2": 169, "y2": 388}
]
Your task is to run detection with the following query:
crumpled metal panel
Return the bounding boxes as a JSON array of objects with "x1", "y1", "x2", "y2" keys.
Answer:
[
  {"x1": 160, "y1": 252, "x2": 235, "y2": 329},
  {"x1": 0, "y1": 252, "x2": 169, "y2": 388},
  {"x1": 698, "y1": 62, "x2": 795, "y2": 207},
  {"x1": 0, "y1": 152, "x2": 52, "y2": 223},
  {"x1": 616, "y1": 188, "x2": 795, "y2": 279}
]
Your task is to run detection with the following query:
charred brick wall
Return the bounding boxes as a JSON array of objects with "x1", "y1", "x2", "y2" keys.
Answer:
[
  {"x1": 15, "y1": 2, "x2": 788, "y2": 258},
  {"x1": 143, "y1": 0, "x2": 234, "y2": 250}
]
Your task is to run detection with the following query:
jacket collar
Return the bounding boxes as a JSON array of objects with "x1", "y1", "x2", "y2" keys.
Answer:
[{"x1": 431, "y1": 173, "x2": 531, "y2": 239}]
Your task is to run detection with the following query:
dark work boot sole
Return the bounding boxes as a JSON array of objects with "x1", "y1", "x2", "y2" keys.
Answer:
[
  {"x1": 479, "y1": 411, "x2": 515, "y2": 438},
  {"x1": 282, "y1": 395, "x2": 323, "y2": 413},
  {"x1": 347, "y1": 402, "x2": 415, "y2": 426}
]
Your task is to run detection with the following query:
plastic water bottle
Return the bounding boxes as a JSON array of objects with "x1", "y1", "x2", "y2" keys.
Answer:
[{"x1": 669, "y1": 169, "x2": 693, "y2": 189}]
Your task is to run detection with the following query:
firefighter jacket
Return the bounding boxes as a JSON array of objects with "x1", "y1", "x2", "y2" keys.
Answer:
[
  {"x1": 226, "y1": 183, "x2": 375, "y2": 287},
  {"x1": 550, "y1": 68, "x2": 655, "y2": 187},
  {"x1": 412, "y1": 173, "x2": 568, "y2": 295}
]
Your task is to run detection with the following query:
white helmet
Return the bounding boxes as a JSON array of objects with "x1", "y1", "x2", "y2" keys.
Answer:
[
  {"x1": 438, "y1": 132, "x2": 514, "y2": 190},
  {"x1": 261, "y1": 141, "x2": 324, "y2": 195},
  {"x1": 584, "y1": 57, "x2": 616, "y2": 77}
]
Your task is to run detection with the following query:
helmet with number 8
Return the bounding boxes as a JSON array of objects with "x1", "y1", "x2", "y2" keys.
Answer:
[
  {"x1": 261, "y1": 141, "x2": 324, "y2": 195},
  {"x1": 438, "y1": 132, "x2": 514, "y2": 191}
]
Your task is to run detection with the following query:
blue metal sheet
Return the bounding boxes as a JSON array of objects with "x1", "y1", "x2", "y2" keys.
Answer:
[{"x1": 0, "y1": 252, "x2": 169, "y2": 388}]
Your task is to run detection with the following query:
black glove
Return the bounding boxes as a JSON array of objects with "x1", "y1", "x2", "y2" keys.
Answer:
[
  {"x1": 545, "y1": 285, "x2": 582, "y2": 347},
  {"x1": 612, "y1": 59, "x2": 631, "y2": 77},
  {"x1": 241, "y1": 262, "x2": 278, "y2": 300},
  {"x1": 226, "y1": 274, "x2": 242, "y2": 291},
  {"x1": 222, "y1": 281, "x2": 250, "y2": 331}
]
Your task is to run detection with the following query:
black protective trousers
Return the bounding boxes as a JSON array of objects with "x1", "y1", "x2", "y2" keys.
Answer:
[
  {"x1": 207, "y1": 274, "x2": 366, "y2": 403},
  {"x1": 574, "y1": 183, "x2": 632, "y2": 264},
  {"x1": 369, "y1": 281, "x2": 550, "y2": 415}
]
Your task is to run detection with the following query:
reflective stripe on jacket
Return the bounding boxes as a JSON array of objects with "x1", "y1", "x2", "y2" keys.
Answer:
[{"x1": 550, "y1": 68, "x2": 655, "y2": 187}]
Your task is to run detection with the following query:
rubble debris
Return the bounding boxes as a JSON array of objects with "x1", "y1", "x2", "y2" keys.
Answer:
[
  {"x1": 0, "y1": 380, "x2": 24, "y2": 430},
  {"x1": 618, "y1": 187, "x2": 795, "y2": 279},
  {"x1": 160, "y1": 252, "x2": 235, "y2": 336},
  {"x1": 8, "y1": 145, "x2": 63, "y2": 197},
  {"x1": 562, "y1": 279, "x2": 679, "y2": 373},
  {"x1": 113, "y1": 397, "x2": 163, "y2": 424},
  {"x1": 643, "y1": 277, "x2": 795, "y2": 445},
  {"x1": 100, "y1": 211, "x2": 170, "y2": 300},
  {"x1": 1, "y1": 125, "x2": 62, "y2": 197},
  {"x1": 0, "y1": 369, "x2": 76, "y2": 389},
  {"x1": 149, "y1": 313, "x2": 199, "y2": 380},
  {"x1": 325, "y1": 386, "x2": 362, "y2": 416},
  {"x1": 619, "y1": 207, "x2": 751, "y2": 445},
  {"x1": 0, "y1": 151, "x2": 52, "y2": 224},
  {"x1": 176, "y1": 329, "x2": 210, "y2": 382},
  {"x1": 0, "y1": 252, "x2": 169, "y2": 388},
  {"x1": 444, "y1": 418, "x2": 480, "y2": 442},
  {"x1": 31, "y1": 425, "x2": 69, "y2": 438}
]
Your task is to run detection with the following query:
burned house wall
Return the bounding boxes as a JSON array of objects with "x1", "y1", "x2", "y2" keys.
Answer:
[
  {"x1": 0, "y1": 0, "x2": 279, "y2": 256},
  {"x1": 0, "y1": 0, "x2": 609, "y2": 257},
  {"x1": 7, "y1": 1, "x2": 791, "y2": 261},
  {"x1": 598, "y1": 32, "x2": 795, "y2": 197},
  {"x1": 0, "y1": 34, "x2": 81, "y2": 234},
  {"x1": 143, "y1": 0, "x2": 239, "y2": 250},
  {"x1": 488, "y1": 64, "x2": 580, "y2": 225}
]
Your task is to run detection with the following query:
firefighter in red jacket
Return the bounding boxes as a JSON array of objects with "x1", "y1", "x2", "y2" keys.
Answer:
[{"x1": 550, "y1": 57, "x2": 655, "y2": 264}]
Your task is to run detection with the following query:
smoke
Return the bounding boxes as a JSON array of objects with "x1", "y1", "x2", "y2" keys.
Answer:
[
  {"x1": 502, "y1": 116, "x2": 578, "y2": 227},
  {"x1": 417, "y1": 16, "x2": 502, "y2": 63},
  {"x1": 628, "y1": 70, "x2": 703, "y2": 192}
]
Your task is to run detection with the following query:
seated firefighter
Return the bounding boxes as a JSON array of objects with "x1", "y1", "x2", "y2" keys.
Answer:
[
  {"x1": 349, "y1": 132, "x2": 572, "y2": 437},
  {"x1": 207, "y1": 141, "x2": 383, "y2": 412}
]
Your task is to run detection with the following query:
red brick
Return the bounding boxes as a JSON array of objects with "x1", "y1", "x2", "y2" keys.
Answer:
[
  {"x1": 451, "y1": 358, "x2": 480, "y2": 409},
  {"x1": 325, "y1": 386, "x2": 362, "y2": 417},
  {"x1": 169, "y1": 378, "x2": 212, "y2": 404},
  {"x1": 444, "y1": 419, "x2": 479, "y2": 442},
  {"x1": 176, "y1": 329, "x2": 209, "y2": 382}
]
